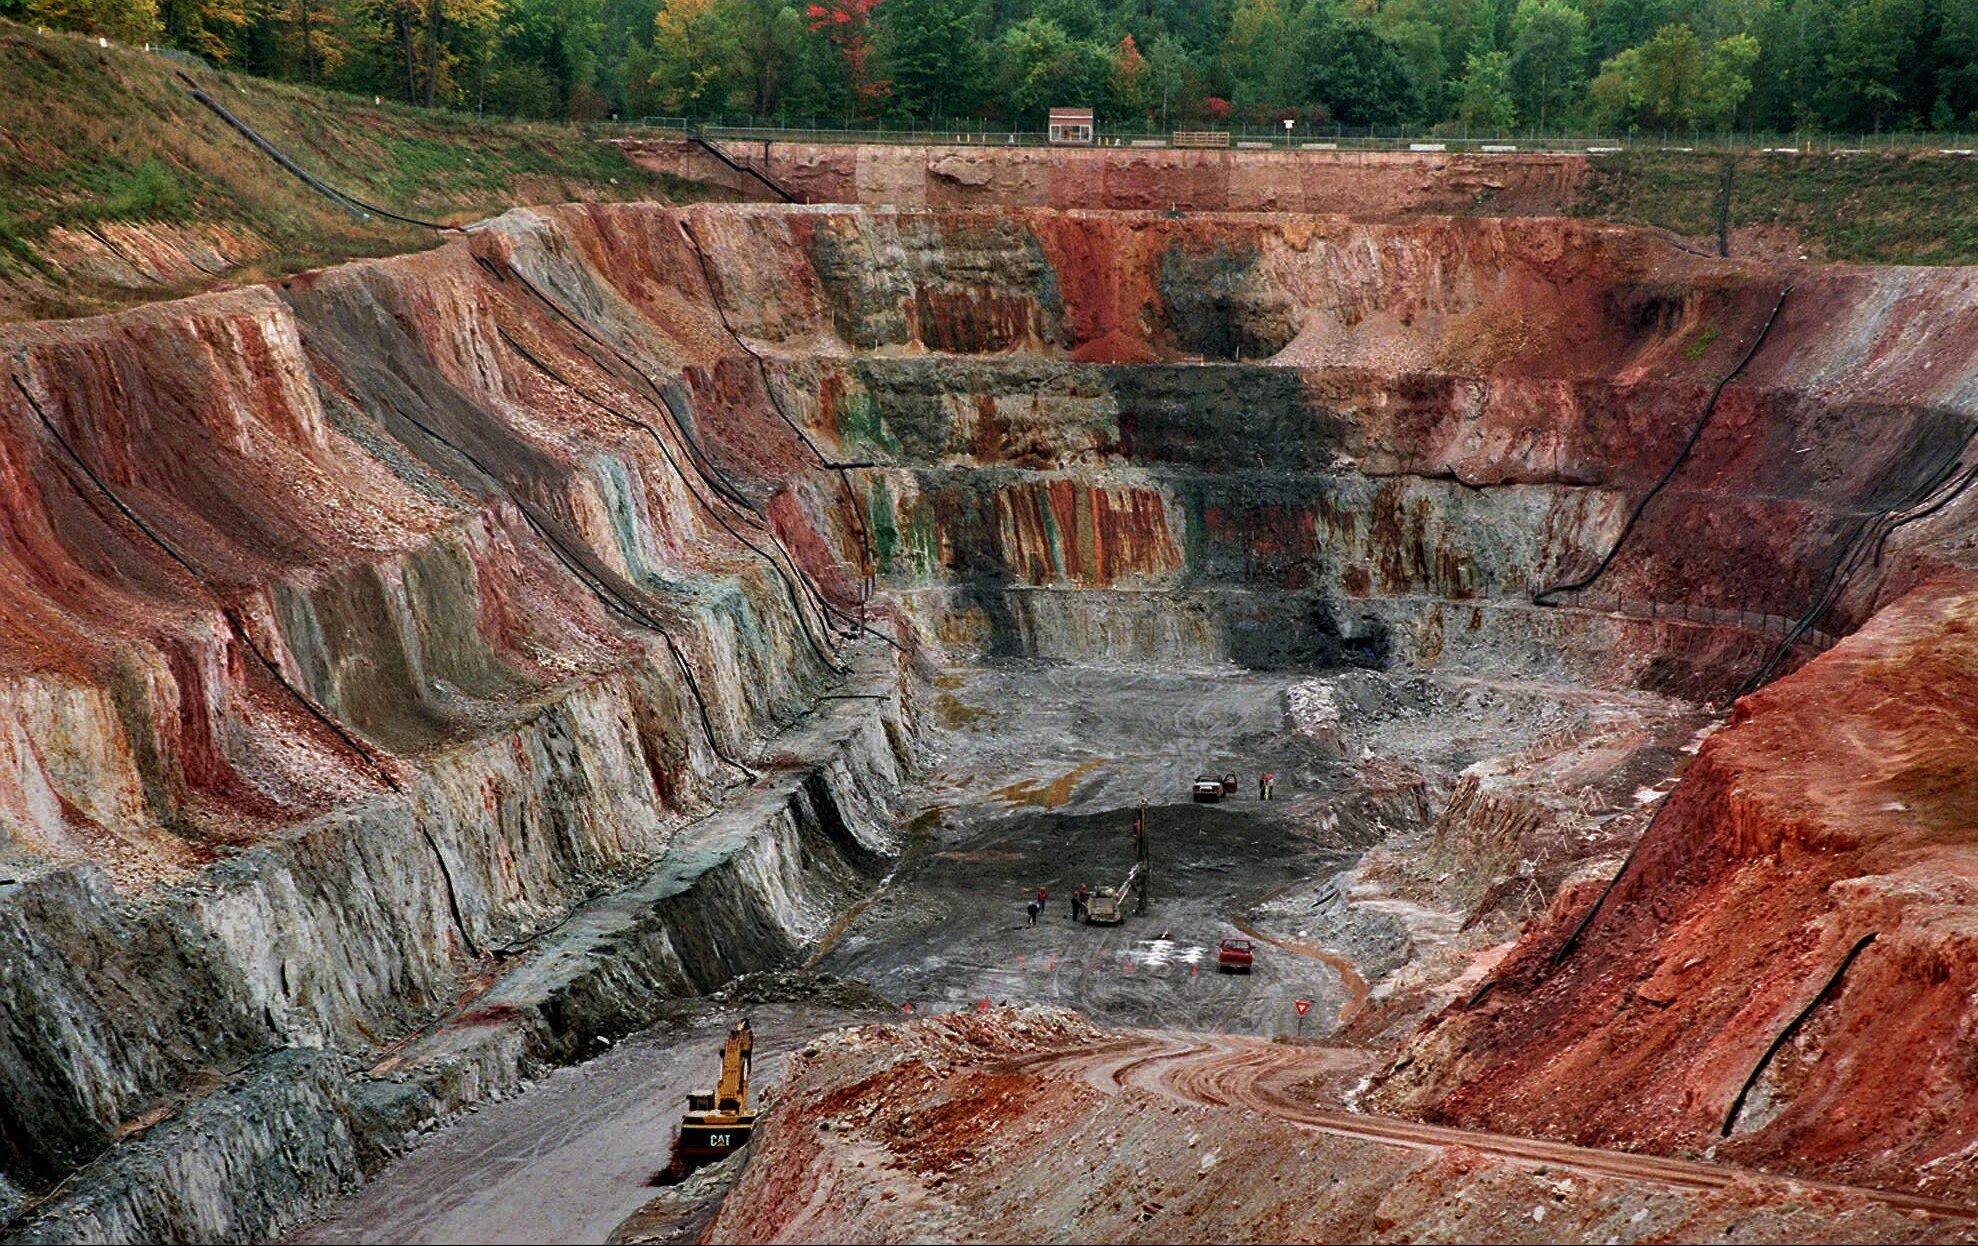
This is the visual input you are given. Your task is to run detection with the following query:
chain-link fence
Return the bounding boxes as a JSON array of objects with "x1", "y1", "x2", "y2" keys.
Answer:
[{"x1": 609, "y1": 116, "x2": 1976, "y2": 157}]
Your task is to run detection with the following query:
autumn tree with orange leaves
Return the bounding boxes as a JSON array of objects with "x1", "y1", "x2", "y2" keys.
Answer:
[{"x1": 806, "y1": 0, "x2": 889, "y2": 115}]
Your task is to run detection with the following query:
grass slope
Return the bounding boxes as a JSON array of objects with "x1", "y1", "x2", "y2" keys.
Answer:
[
  {"x1": 1578, "y1": 150, "x2": 1978, "y2": 265},
  {"x1": 0, "y1": 20, "x2": 713, "y2": 321}
]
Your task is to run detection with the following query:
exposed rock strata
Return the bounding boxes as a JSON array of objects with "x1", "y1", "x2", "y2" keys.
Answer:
[
  {"x1": 615, "y1": 140, "x2": 1589, "y2": 216},
  {"x1": 1373, "y1": 574, "x2": 1978, "y2": 1197},
  {"x1": 0, "y1": 202, "x2": 1974, "y2": 1240}
]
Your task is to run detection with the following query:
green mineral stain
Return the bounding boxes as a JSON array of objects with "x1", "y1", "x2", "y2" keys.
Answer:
[
  {"x1": 836, "y1": 387, "x2": 900, "y2": 459},
  {"x1": 904, "y1": 503, "x2": 938, "y2": 582},
  {"x1": 868, "y1": 477, "x2": 900, "y2": 576},
  {"x1": 1685, "y1": 321, "x2": 1723, "y2": 359},
  {"x1": 594, "y1": 455, "x2": 647, "y2": 574},
  {"x1": 1038, "y1": 493, "x2": 1066, "y2": 579},
  {"x1": 1025, "y1": 232, "x2": 1065, "y2": 338},
  {"x1": 1182, "y1": 488, "x2": 1211, "y2": 569}
]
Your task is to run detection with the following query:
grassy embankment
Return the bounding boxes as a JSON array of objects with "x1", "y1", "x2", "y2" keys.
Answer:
[
  {"x1": 4, "y1": 16, "x2": 1973, "y2": 322},
  {"x1": 0, "y1": 19, "x2": 717, "y2": 320},
  {"x1": 1577, "y1": 149, "x2": 1978, "y2": 265}
]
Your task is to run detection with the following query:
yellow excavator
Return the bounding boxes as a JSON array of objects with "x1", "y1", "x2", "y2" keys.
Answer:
[{"x1": 665, "y1": 1019, "x2": 758, "y2": 1181}]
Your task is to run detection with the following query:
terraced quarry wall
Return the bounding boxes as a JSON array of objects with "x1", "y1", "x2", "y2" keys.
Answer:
[
  {"x1": 0, "y1": 205, "x2": 912, "y2": 1243},
  {"x1": 2, "y1": 201, "x2": 1976, "y2": 1239},
  {"x1": 679, "y1": 206, "x2": 1977, "y2": 700},
  {"x1": 615, "y1": 140, "x2": 1588, "y2": 216}
]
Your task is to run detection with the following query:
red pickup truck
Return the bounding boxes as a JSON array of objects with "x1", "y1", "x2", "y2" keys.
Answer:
[{"x1": 1217, "y1": 938, "x2": 1254, "y2": 973}]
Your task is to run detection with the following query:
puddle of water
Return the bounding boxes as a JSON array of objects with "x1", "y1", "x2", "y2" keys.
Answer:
[
  {"x1": 990, "y1": 758, "x2": 1106, "y2": 808},
  {"x1": 936, "y1": 692, "x2": 990, "y2": 729},
  {"x1": 1126, "y1": 939, "x2": 1207, "y2": 968}
]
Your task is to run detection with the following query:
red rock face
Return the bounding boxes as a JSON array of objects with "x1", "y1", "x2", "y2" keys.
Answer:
[
  {"x1": 1, "y1": 202, "x2": 1975, "y2": 1220},
  {"x1": 1373, "y1": 574, "x2": 1978, "y2": 1195},
  {"x1": 3, "y1": 202, "x2": 1971, "y2": 876},
  {"x1": 616, "y1": 140, "x2": 1591, "y2": 216}
]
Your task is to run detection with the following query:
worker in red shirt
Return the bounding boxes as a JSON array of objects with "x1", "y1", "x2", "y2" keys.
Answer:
[{"x1": 1036, "y1": 885, "x2": 1049, "y2": 911}]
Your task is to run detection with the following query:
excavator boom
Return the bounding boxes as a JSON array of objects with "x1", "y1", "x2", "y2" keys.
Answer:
[{"x1": 669, "y1": 1019, "x2": 758, "y2": 1179}]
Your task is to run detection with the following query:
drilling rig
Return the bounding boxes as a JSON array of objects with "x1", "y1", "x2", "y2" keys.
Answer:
[{"x1": 1083, "y1": 803, "x2": 1152, "y2": 924}]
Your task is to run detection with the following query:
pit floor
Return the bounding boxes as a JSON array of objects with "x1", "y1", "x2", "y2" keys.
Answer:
[
  {"x1": 818, "y1": 665, "x2": 1370, "y2": 1033},
  {"x1": 294, "y1": 660, "x2": 1709, "y2": 1244}
]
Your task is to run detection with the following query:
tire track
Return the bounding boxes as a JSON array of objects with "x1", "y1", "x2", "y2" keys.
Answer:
[
  {"x1": 1233, "y1": 880, "x2": 1372, "y2": 1026},
  {"x1": 1015, "y1": 1031, "x2": 1978, "y2": 1221}
]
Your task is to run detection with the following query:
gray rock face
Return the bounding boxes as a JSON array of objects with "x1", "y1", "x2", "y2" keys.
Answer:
[{"x1": 0, "y1": 205, "x2": 918, "y2": 1243}]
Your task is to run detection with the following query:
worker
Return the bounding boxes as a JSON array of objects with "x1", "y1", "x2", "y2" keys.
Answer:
[
  {"x1": 1073, "y1": 883, "x2": 1089, "y2": 922},
  {"x1": 1258, "y1": 772, "x2": 1267, "y2": 800},
  {"x1": 1026, "y1": 900, "x2": 1040, "y2": 927},
  {"x1": 1037, "y1": 885, "x2": 1049, "y2": 911},
  {"x1": 1263, "y1": 771, "x2": 1276, "y2": 800}
]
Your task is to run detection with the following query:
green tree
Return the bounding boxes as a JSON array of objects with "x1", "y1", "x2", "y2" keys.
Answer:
[
  {"x1": 1747, "y1": 0, "x2": 1841, "y2": 129},
  {"x1": 652, "y1": 0, "x2": 723, "y2": 110},
  {"x1": 276, "y1": 0, "x2": 347, "y2": 82},
  {"x1": 1220, "y1": 0, "x2": 1312, "y2": 120},
  {"x1": 879, "y1": 0, "x2": 984, "y2": 119},
  {"x1": 718, "y1": 0, "x2": 802, "y2": 114},
  {"x1": 621, "y1": 33, "x2": 660, "y2": 113},
  {"x1": 1304, "y1": 17, "x2": 1423, "y2": 126},
  {"x1": 499, "y1": 0, "x2": 610, "y2": 117},
  {"x1": 1585, "y1": 0, "x2": 1680, "y2": 61},
  {"x1": 29, "y1": 0, "x2": 160, "y2": 42},
  {"x1": 1695, "y1": 30, "x2": 1759, "y2": 127},
  {"x1": 1462, "y1": 0, "x2": 1509, "y2": 58},
  {"x1": 1382, "y1": 17, "x2": 1451, "y2": 120},
  {"x1": 1823, "y1": 0, "x2": 1928, "y2": 130},
  {"x1": 1509, "y1": 0, "x2": 1587, "y2": 129},
  {"x1": 1032, "y1": 0, "x2": 1105, "y2": 41},
  {"x1": 158, "y1": 0, "x2": 250, "y2": 60},
  {"x1": 1939, "y1": 0, "x2": 1978, "y2": 124},
  {"x1": 1589, "y1": 23, "x2": 1759, "y2": 131},
  {"x1": 1455, "y1": 47, "x2": 1518, "y2": 127},
  {"x1": 994, "y1": 16, "x2": 1107, "y2": 122},
  {"x1": 1141, "y1": 29, "x2": 1190, "y2": 127}
]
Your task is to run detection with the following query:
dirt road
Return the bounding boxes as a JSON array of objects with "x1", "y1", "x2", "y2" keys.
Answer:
[
  {"x1": 290, "y1": 1002, "x2": 877, "y2": 1246},
  {"x1": 1012, "y1": 1030, "x2": 1978, "y2": 1221}
]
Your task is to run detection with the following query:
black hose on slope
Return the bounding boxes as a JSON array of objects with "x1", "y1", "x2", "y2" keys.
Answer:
[
  {"x1": 9, "y1": 372, "x2": 402, "y2": 793},
  {"x1": 176, "y1": 71, "x2": 455, "y2": 232},
  {"x1": 1534, "y1": 286, "x2": 1792, "y2": 606}
]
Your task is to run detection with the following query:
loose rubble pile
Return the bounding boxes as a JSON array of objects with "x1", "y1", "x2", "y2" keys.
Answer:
[{"x1": 698, "y1": 1008, "x2": 1977, "y2": 1244}]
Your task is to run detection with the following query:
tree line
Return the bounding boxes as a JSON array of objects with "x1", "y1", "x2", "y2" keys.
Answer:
[{"x1": 12, "y1": 0, "x2": 1978, "y2": 134}]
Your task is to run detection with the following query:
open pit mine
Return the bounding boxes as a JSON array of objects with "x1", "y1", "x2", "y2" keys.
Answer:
[{"x1": 2, "y1": 189, "x2": 1977, "y2": 1246}]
